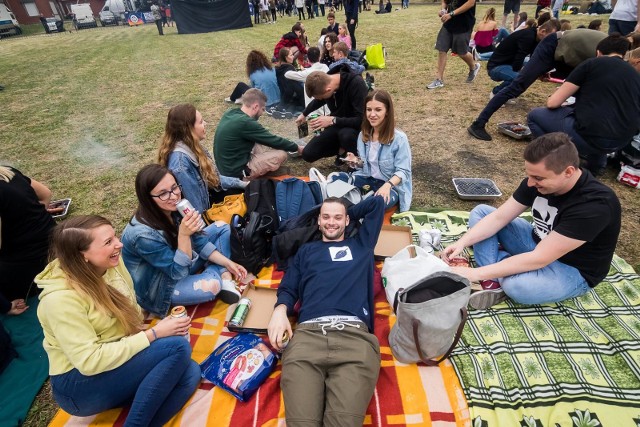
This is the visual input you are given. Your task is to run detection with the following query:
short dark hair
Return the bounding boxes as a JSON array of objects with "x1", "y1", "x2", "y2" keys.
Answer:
[
  {"x1": 307, "y1": 46, "x2": 321, "y2": 63},
  {"x1": 588, "y1": 19, "x2": 602, "y2": 30},
  {"x1": 540, "y1": 18, "x2": 560, "y2": 32},
  {"x1": 597, "y1": 34, "x2": 631, "y2": 55},
  {"x1": 523, "y1": 133, "x2": 580, "y2": 173},
  {"x1": 320, "y1": 27, "x2": 328, "y2": 36},
  {"x1": 322, "y1": 197, "x2": 349, "y2": 214}
]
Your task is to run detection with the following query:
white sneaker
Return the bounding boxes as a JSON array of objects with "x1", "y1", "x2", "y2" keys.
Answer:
[
  {"x1": 427, "y1": 79, "x2": 444, "y2": 89},
  {"x1": 224, "y1": 96, "x2": 233, "y2": 103},
  {"x1": 219, "y1": 280, "x2": 241, "y2": 304}
]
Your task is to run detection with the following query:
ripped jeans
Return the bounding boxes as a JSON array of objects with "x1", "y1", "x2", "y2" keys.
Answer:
[{"x1": 171, "y1": 223, "x2": 230, "y2": 306}]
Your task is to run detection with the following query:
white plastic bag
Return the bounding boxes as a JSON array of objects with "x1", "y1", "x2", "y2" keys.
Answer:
[
  {"x1": 381, "y1": 245, "x2": 450, "y2": 309},
  {"x1": 617, "y1": 164, "x2": 640, "y2": 188},
  {"x1": 326, "y1": 179, "x2": 362, "y2": 205},
  {"x1": 309, "y1": 167, "x2": 328, "y2": 200}
]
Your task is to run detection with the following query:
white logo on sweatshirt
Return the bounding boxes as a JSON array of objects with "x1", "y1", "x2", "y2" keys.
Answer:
[{"x1": 329, "y1": 246, "x2": 353, "y2": 262}]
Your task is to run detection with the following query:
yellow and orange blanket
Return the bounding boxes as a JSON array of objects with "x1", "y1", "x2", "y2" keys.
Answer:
[{"x1": 50, "y1": 263, "x2": 471, "y2": 427}]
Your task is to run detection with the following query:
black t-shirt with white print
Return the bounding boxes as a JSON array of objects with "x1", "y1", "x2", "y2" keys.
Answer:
[{"x1": 512, "y1": 169, "x2": 621, "y2": 287}]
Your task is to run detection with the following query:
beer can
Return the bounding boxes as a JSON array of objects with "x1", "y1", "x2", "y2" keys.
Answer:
[
  {"x1": 170, "y1": 305, "x2": 190, "y2": 341},
  {"x1": 228, "y1": 298, "x2": 251, "y2": 328},
  {"x1": 176, "y1": 199, "x2": 204, "y2": 230},
  {"x1": 280, "y1": 331, "x2": 290, "y2": 350},
  {"x1": 308, "y1": 113, "x2": 321, "y2": 136}
]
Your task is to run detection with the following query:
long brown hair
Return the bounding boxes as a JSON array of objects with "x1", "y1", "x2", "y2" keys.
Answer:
[
  {"x1": 322, "y1": 32, "x2": 339, "y2": 59},
  {"x1": 361, "y1": 89, "x2": 396, "y2": 144},
  {"x1": 246, "y1": 50, "x2": 272, "y2": 77},
  {"x1": 157, "y1": 104, "x2": 220, "y2": 189},
  {"x1": 133, "y1": 164, "x2": 179, "y2": 249},
  {"x1": 51, "y1": 216, "x2": 142, "y2": 335}
]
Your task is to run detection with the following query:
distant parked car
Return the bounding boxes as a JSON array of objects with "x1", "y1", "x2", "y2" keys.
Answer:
[
  {"x1": 71, "y1": 3, "x2": 97, "y2": 29},
  {"x1": 44, "y1": 17, "x2": 65, "y2": 33}
]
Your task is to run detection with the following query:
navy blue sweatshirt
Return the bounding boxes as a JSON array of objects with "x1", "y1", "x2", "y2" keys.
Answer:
[{"x1": 275, "y1": 196, "x2": 385, "y2": 332}]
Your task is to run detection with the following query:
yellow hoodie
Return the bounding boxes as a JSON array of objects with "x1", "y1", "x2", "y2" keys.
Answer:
[{"x1": 36, "y1": 258, "x2": 150, "y2": 376}]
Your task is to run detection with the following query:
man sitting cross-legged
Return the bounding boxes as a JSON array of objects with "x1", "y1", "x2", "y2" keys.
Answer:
[
  {"x1": 268, "y1": 195, "x2": 385, "y2": 427},
  {"x1": 214, "y1": 88, "x2": 303, "y2": 179},
  {"x1": 442, "y1": 133, "x2": 621, "y2": 310},
  {"x1": 295, "y1": 67, "x2": 368, "y2": 164}
]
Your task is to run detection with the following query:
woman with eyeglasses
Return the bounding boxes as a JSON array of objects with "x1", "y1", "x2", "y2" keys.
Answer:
[
  {"x1": 158, "y1": 104, "x2": 245, "y2": 210},
  {"x1": 121, "y1": 164, "x2": 247, "y2": 317}
]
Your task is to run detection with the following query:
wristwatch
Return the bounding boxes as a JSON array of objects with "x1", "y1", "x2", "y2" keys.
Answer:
[{"x1": 449, "y1": 10, "x2": 455, "y2": 16}]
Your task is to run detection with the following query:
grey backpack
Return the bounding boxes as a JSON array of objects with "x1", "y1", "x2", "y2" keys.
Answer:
[{"x1": 389, "y1": 271, "x2": 470, "y2": 365}]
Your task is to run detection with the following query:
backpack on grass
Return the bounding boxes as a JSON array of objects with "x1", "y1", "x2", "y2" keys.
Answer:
[{"x1": 230, "y1": 212, "x2": 274, "y2": 275}]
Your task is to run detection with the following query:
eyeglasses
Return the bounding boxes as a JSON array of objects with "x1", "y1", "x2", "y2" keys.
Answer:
[{"x1": 151, "y1": 183, "x2": 182, "y2": 201}]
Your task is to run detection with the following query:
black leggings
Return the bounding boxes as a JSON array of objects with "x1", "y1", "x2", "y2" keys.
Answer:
[
  {"x1": 229, "y1": 82, "x2": 250, "y2": 101},
  {"x1": 301, "y1": 126, "x2": 359, "y2": 162},
  {"x1": 297, "y1": 7, "x2": 305, "y2": 19},
  {"x1": 347, "y1": 21, "x2": 357, "y2": 49}
]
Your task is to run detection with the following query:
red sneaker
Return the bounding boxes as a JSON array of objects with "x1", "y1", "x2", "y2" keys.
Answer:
[{"x1": 480, "y1": 279, "x2": 501, "y2": 290}]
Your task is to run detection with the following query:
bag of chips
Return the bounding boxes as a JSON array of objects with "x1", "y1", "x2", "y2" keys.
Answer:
[{"x1": 200, "y1": 333, "x2": 277, "y2": 402}]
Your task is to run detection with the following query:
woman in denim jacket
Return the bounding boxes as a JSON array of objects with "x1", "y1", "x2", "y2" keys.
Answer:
[
  {"x1": 158, "y1": 104, "x2": 246, "y2": 213},
  {"x1": 122, "y1": 165, "x2": 247, "y2": 317},
  {"x1": 341, "y1": 89, "x2": 413, "y2": 211}
]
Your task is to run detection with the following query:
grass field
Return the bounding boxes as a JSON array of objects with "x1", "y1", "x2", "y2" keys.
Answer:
[{"x1": 1, "y1": 5, "x2": 638, "y2": 425}]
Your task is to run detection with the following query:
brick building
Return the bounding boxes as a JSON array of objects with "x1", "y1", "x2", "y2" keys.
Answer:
[{"x1": 2, "y1": 0, "x2": 104, "y2": 24}]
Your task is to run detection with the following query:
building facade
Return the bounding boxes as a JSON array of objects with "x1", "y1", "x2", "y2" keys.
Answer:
[{"x1": 2, "y1": 0, "x2": 104, "y2": 24}]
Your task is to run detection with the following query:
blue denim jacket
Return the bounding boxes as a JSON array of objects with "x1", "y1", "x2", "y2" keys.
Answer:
[
  {"x1": 250, "y1": 68, "x2": 281, "y2": 107},
  {"x1": 355, "y1": 129, "x2": 413, "y2": 211},
  {"x1": 168, "y1": 147, "x2": 246, "y2": 213},
  {"x1": 121, "y1": 216, "x2": 217, "y2": 316}
]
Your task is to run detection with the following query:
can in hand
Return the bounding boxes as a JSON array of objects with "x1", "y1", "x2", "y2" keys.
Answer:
[
  {"x1": 308, "y1": 113, "x2": 321, "y2": 136},
  {"x1": 280, "y1": 330, "x2": 290, "y2": 351},
  {"x1": 228, "y1": 298, "x2": 251, "y2": 328},
  {"x1": 176, "y1": 199, "x2": 204, "y2": 231},
  {"x1": 170, "y1": 305, "x2": 190, "y2": 341}
]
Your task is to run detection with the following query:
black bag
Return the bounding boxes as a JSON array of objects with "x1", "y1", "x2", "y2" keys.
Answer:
[
  {"x1": 0, "y1": 320, "x2": 17, "y2": 374},
  {"x1": 230, "y1": 212, "x2": 275, "y2": 275},
  {"x1": 244, "y1": 179, "x2": 279, "y2": 232}
]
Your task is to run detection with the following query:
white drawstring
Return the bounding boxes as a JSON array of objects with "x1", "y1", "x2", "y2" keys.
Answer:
[{"x1": 319, "y1": 318, "x2": 362, "y2": 335}]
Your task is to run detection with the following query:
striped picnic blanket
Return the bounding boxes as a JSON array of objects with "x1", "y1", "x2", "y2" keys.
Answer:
[
  {"x1": 392, "y1": 211, "x2": 640, "y2": 427},
  {"x1": 49, "y1": 263, "x2": 471, "y2": 427}
]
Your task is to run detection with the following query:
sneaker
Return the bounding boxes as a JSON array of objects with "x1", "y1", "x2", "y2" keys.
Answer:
[
  {"x1": 426, "y1": 79, "x2": 444, "y2": 89},
  {"x1": 218, "y1": 280, "x2": 241, "y2": 304},
  {"x1": 466, "y1": 63, "x2": 481, "y2": 83},
  {"x1": 467, "y1": 121, "x2": 493, "y2": 141},
  {"x1": 224, "y1": 96, "x2": 233, "y2": 103},
  {"x1": 471, "y1": 47, "x2": 480, "y2": 61},
  {"x1": 265, "y1": 106, "x2": 276, "y2": 116},
  {"x1": 469, "y1": 288, "x2": 507, "y2": 310},
  {"x1": 235, "y1": 98, "x2": 243, "y2": 105},
  {"x1": 489, "y1": 91, "x2": 516, "y2": 105},
  {"x1": 479, "y1": 279, "x2": 501, "y2": 290}
]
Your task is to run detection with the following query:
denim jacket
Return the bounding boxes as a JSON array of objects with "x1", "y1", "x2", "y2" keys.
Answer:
[
  {"x1": 168, "y1": 143, "x2": 246, "y2": 213},
  {"x1": 355, "y1": 128, "x2": 413, "y2": 212},
  {"x1": 121, "y1": 216, "x2": 217, "y2": 316}
]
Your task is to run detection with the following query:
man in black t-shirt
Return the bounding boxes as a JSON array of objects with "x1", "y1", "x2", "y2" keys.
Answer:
[
  {"x1": 442, "y1": 133, "x2": 621, "y2": 310},
  {"x1": 426, "y1": 0, "x2": 480, "y2": 89},
  {"x1": 527, "y1": 34, "x2": 640, "y2": 174}
]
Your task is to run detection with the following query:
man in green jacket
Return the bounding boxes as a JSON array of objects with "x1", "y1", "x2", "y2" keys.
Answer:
[{"x1": 214, "y1": 89, "x2": 302, "y2": 179}]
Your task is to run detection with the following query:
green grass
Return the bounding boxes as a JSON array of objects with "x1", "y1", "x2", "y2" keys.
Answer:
[{"x1": 1, "y1": 6, "x2": 638, "y2": 425}]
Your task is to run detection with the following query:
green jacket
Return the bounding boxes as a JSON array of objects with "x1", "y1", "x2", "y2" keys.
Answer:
[{"x1": 213, "y1": 108, "x2": 298, "y2": 177}]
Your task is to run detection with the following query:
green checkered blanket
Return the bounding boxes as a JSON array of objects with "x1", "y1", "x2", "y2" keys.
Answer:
[{"x1": 392, "y1": 211, "x2": 640, "y2": 427}]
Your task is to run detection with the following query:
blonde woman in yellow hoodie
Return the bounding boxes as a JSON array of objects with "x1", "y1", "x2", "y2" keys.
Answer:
[{"x1": 36, "y1": 215, "x2": 201, "y2": 426}]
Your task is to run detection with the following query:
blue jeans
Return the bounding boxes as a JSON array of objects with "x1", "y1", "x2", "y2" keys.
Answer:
[
  {"x1": 172, "y1": 223, "x2": 230, "y2": 306},
  {"x1": 488, "y1": 64, "x2": 519, "y2": 94},
  {"x1": 330, "y1": 173, "x2": 399, "y2": 209},
  {"x1": 477, "y1": 32, "x2": 559, "y2": 126},
  {"x1": 527, "y1": 107, "x2": 608, "y2": 172},
  {"x1": 469, "y1": 205, "x2": 591, "y2": 305},
  {"x1": 493, "y1": 27, "x2": 510, "y2": 45},
  {"x1": 50, "y1": 337, "x2": 201, "y2": 427}
]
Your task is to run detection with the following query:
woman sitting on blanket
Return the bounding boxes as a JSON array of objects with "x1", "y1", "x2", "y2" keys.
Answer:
[
  {"x1": 36, "y1": 215, "x2": 201, "y2": 424},
  {"x1": 338, "y1": 89, "x2": 412, "y2": 211},
  {"x1": 158, "y1": 104, "x2": 246, "y2": 210},
  {"x1": 121, "y1": 164, "x2": 246, "y2": 318},
  {"x1": 226, "y1": 50, "x2": 281, "y2": 107}
]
